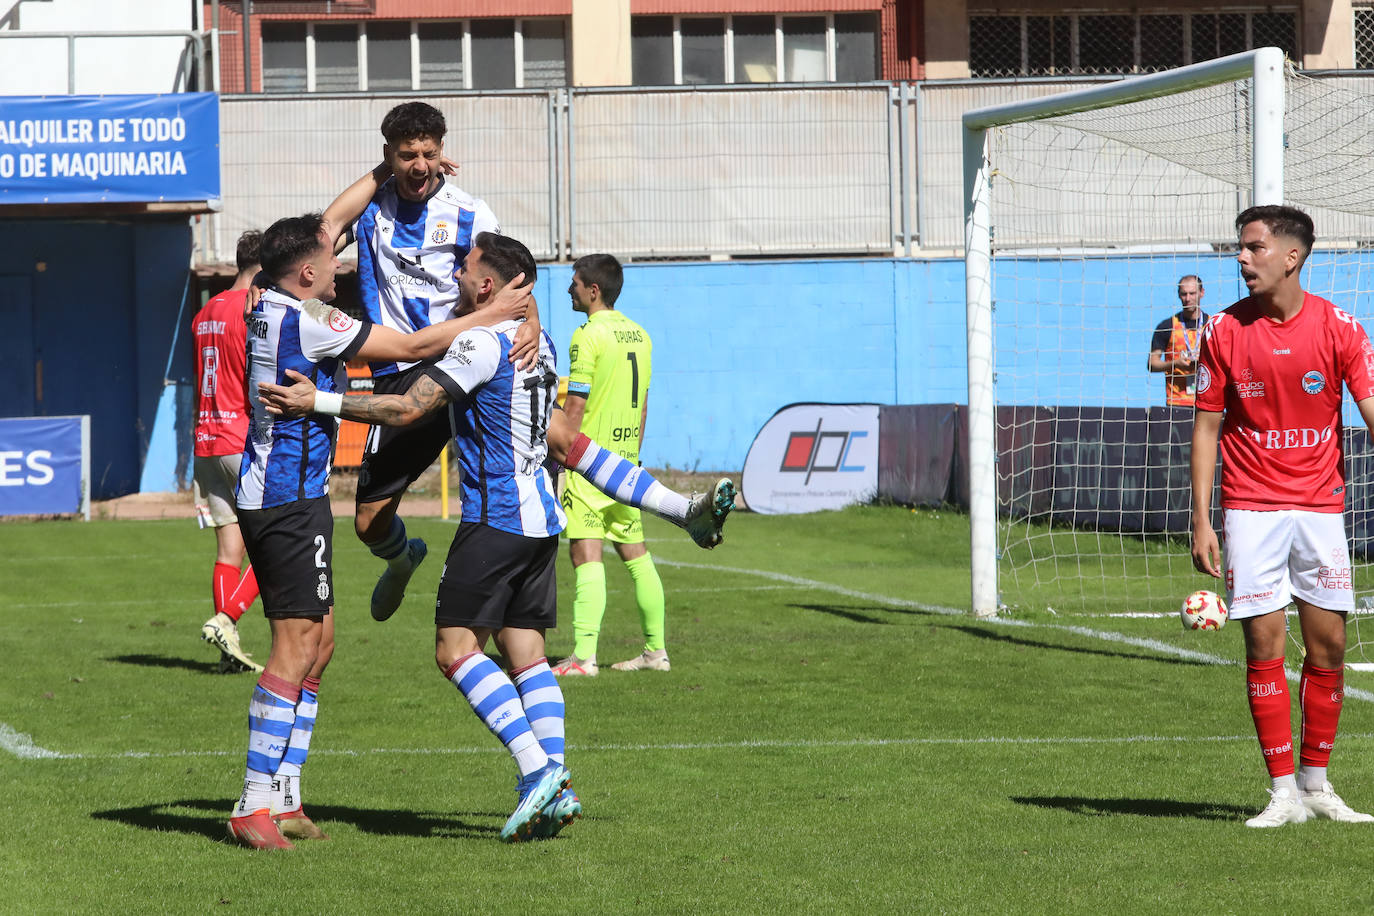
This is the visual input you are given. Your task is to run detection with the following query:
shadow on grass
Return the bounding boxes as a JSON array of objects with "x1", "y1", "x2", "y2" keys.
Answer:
[
  {"x1": 1011, "y1": 795, "x2": 1250, "y2": 820},
  {"x1": 947, "y1": 624, "x2": 1214, "y2": 667},
  {"x1": 91, "y1": 798, "x2": 500, "y2": 842},
  {"x1": 789, "y1": 603, "x2": 934, "y2": 624},
  {"x1": 105, "y1": 654, "x2": 222, "y2": 675}
]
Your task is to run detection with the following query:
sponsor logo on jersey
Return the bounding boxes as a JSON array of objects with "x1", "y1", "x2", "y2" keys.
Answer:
[
  {"x1": 1236, "y1": 425, "x2": 1334, "y2": 449},
  {"x1": 1301, "y1": 370, "x2": 1326, "y2": 394},
  {"x1": 1196, "y1": 363, "x2": 1211, "y2": 394},
  {"x1": 1272, "y1": 348, "x2": 1291, "y2": 355},
  {"x1": 1235, "y1": 377, "x2": 1265, "y2": 398},
  {"x1": 458, "y1": 339, "x2": 477, "y2": 354}
]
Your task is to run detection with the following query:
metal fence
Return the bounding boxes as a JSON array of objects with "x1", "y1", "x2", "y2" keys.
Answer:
[{"x1": 204, "y1": 72, "x2": 1374, "y2": 265}]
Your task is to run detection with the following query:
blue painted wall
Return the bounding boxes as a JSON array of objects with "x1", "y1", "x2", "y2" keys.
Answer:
[{"x1": 24, "y1": 243, "x2": 1369, "y2": 494}]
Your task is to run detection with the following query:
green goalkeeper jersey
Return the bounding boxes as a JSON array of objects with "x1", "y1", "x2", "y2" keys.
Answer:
[{"x1": 566, "y1": 309, "x2": 652, "y2": 464}]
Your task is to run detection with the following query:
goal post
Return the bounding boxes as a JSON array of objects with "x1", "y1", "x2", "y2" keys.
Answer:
[{"x1": 962, "y1": 48, "x2": 1287, "y2": 618}]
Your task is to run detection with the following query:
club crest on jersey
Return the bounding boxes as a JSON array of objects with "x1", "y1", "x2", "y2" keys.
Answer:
[
  {"x1": 1301, "y1": 370, "x2": 1326, "y2": 394},
  {"x1": 432, "y1": 223, "x2": 449, "y2": 244},
  {"x1": 1196, "y1": 364, "x2": 1211, "y2": 394}
]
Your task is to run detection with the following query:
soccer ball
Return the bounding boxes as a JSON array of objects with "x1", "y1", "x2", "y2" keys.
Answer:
[{"x1": 1180, "y1": 589, "x2": 1228, "y2": 630}]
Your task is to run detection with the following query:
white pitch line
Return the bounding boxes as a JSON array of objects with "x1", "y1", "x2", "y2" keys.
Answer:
[
  {"x1": 653, "y1": 558, "x2": 1374, "y2": 705},
  {"x1": 17, "y1": 726, "x2": 1374, "y2": 762}
]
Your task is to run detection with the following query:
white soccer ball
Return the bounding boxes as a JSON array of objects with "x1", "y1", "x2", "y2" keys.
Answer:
[{"x1": 1180, "y1": 589, "x2": 1228, "y2": 631}]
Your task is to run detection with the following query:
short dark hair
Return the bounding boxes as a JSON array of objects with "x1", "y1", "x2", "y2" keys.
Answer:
[
  {"x1": 572, "y1": 253, "x2": 624, "y2": 307},
  {"x1": 1177, "y1": 274, "x2": 1202, "y2": 288},
  {"x1": 381, "y1": 101, "x2": 446, "y2": 145},
  {"x1": 260, "y1": 213, "x2": 326, "y2": 282},
  {"x1": 473, "y1": 231, "x2": 536, "y2": 289},
  {"x1": 1237, "y1": 205, "x2": 1315, "y2": 262},
  {"x1": 235, "y1": 230, "x2": 262, "y2": 274}
]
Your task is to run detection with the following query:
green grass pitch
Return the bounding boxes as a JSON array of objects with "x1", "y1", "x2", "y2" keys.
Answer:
[{"x1": 4, "y1": 505, "x2": 1374, "y2": 913}]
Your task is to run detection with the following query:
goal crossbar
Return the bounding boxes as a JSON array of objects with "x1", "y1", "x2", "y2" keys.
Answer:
[{"x1": 961, "y1": 47, "x2": 1286, "y2": 617}]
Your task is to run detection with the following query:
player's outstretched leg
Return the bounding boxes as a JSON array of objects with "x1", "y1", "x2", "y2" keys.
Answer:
[
  {"x1": 565, "y1": 434, "x2": 736, "y2": 549},
  {"x1": 368, "y1": 515, "x2": 427, "y2": 622}
]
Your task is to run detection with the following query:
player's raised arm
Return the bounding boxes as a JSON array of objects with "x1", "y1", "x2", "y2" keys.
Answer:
[
  {"x1": 322, "y1": 162, "x2": 391, "y2": 254},
  {"x1": 262, "y1": 368, "x2": 453, "y2": 427},
  {"x1": 1190, "y1": 408, "x2": 1224, "y2": 578},
  {"x1": 344, "y1": 274, "x2": 531, "y2": 365}
]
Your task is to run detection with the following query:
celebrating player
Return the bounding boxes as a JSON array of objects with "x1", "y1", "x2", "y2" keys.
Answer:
[
  {"x1": 1191, "y1": 204, "x2": 1374, "y2": 828},
  {"x1": 226, "y1": 214, "x2": 533, "y2": 850},
  {"x1": 322, "y1": 101, "x2": 518, "y2": 624},
  {"x1": 192, "y1": 230, "x2": 264, "y2": 673}
]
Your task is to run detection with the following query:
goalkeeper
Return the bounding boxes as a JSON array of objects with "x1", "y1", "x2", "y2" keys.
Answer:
[{"x1": 1192, "y1": 204, "x2": 1374, "y2": 829}]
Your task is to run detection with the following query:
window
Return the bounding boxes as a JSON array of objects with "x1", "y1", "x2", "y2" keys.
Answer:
[
  {"x1": 631, "y1": 17, "x2": 675, "y2": 85},
  {"x1": 1358, "y1": 6, "x2": 1374, "y2": 68},
  {"x1": 969, "y1": 9, "x2": 1298, "y2": 78},
  {"x1": 681, "y1": 18, "x2": 726, "y2": 85},
  {"x1": 631, "y1": 13, "x2": 881, "y2": 86},
  {"x1": 256, "y1": 18, "x2": 569, "y2": 93},
  {"x1": 262, "y1": 22, "x2": 307, "y2": 92},
  {"x1": 522, "y1": 19, "x2": 568, "y2": 88},
  {"x1": 366, "y1": 21, "x2": 411, "y2": 91}
]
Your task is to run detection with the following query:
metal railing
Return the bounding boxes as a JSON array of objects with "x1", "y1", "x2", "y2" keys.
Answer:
[{"x1": 0, "y1": 30, "x2": 205, "y2": 94}]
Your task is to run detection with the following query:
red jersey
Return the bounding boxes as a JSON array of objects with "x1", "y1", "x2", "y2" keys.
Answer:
[
  {"x1": 192, "y1": 288, "x2": 251, "y2": 457},
  {"x1": 1196, "y1": 292, "x2": 1374, "y2": 512}
]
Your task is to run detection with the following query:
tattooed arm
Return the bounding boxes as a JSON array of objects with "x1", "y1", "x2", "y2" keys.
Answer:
[{"x1": 259, "y1": 369, "x2": 453, "y2": 427}]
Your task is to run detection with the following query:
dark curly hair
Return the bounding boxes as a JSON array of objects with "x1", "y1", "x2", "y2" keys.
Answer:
[
  {"x1": 260, "y1": 213, "x2": 326, "y2": 282},
  {"x1": 380, "y1": 101, "x2": 446, "y2": 145}
]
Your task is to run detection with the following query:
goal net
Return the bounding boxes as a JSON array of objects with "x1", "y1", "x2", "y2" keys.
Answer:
[{"x1": 962, "y1": 49, "x2": 1374, "y2": 648}]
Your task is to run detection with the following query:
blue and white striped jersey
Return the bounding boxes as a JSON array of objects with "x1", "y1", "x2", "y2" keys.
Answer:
[
  {"x1": 423, "y1": 320, "x2": 565, "y2": 538},
  {"x1": 237, "y1": 288, "x2": 370, "y2": 511},
  {"x1": 354, "y1": 176, "x2": 499, "y2": 377}
]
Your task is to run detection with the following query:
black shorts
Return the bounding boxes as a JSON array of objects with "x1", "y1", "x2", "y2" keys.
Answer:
[
  {"x1": 356, "y1": 364, "x2": 454, "y2": 505},
  {"x1": 435, "y1": 523, "x2": 559, "y2": 631},
  {"x1": 238, "y1": 496, "x2": 335, "y2": 619}
]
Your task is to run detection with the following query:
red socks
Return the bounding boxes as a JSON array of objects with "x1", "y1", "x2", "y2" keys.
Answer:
[
  {"x1": 213, "y1": 563, "x2": 259, "y2": 622},
  {"x1": 1299, "y1": 662, "x2": 1344, "y2": 769},
  {"x1": 1247, "y1": 657, "x2": 1294, "y2": 778}
]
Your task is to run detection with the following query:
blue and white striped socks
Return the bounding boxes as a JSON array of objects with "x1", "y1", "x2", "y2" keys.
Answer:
[
  {"x1": 566, "y1": 434, "x2": 689, "y2": 524},
  {"x1": 513, "y1": 659, "x2": 566, "y2": 765},
  {"x1": 445, "y1": 652, "x2": 547, "y2": 777},
  {"x1": 271, "y1": 675, "x2": 320, "y2": 815},
  {"x1": 234, "y1": 672, "x2": 300, "y2": 817}
]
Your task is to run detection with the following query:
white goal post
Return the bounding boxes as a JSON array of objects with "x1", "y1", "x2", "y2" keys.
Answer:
[{"x1": 961, "y1": 48, "x2": 1287, "y2": 619}]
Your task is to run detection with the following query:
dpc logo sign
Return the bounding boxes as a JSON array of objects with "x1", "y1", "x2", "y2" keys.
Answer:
[{"x1": 742, "y1": 403, "x2": 879, "y2": 514}]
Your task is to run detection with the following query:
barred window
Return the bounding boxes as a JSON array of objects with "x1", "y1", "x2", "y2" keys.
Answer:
[
  {"x1": 1358, "y1": 7, "x2": 1374, "y2": 68},
  {"x1": 969, "y1": 9, "x2": 1298, "y2": 78},
  {"x1": 258, "y1": 18, "x2": 568, "y2": 92}
]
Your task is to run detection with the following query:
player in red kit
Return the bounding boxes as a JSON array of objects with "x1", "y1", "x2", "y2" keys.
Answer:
[
  {"x1": 1192, "y1": 205, "x2": 1374, "y2": 828},
  {"x1": 193, "y1": 231, "x2": 264, "y2": 673}
]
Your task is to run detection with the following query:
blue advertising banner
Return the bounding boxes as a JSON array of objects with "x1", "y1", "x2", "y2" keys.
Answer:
[
  {"x1": 0, "y1": 416, "x2": 89, "y2": 518},
  {"x1": 0, "y1": 93, "x2": 219, "y2": 204}
]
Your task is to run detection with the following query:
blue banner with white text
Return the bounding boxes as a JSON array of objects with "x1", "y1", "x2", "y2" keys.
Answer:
[
  {"x1": 0, "y1": 93, "x2": 219, "y2": 204},
  {"x1": 0, "y1": 416, "x2": 87, "y2": 516}
]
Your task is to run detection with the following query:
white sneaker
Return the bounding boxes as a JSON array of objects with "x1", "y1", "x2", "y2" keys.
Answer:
[
  {"x1": 201, "y1": 612, "x2": 262, "y2": 672},
  {"x1": 1245, "y1": 787, "x2": 1310, "y2": 828},
  {"x1": 371, "y1": 538, "x2": 427, "y2": 622},
  {"x1": 1301, "y1": 782, "x2": 1374, "y2": 822},
  {"x1": 610, "y1": 649, "x2": 671, "y2": 672},
  {"x1": 551, "y1": 654, "x2": 598, "y2": 677}
]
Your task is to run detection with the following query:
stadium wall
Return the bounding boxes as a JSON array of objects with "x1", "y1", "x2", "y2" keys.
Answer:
[
  {"x1": 120, "y1": 246, "x2": 1360, "y2": 494},
  {"x1": 0, "y1": 219, "x2": 193, "y2": 501}
]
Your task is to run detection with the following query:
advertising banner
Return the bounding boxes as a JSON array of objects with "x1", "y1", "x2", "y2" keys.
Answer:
[
  {"x1": 0, "y1": 93, "x2": 219, "y2": 204},
  {"x1": 741, "y1": 403, "x2": 879, "y2": 515},
  {"x1": 0, "y1": 416, "x2": 90, "y2": 518}
]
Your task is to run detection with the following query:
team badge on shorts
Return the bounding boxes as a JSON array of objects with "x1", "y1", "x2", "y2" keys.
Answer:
[
  {"x1": 1196, "y1": 363, "x2": 1211, "y2": 394},
  {"x1": 316, "y1": 573, "x2": 330, "y2": 602},
  {"x1": 1301, "y1": 370, "x2": 1326, "y2": 394}
]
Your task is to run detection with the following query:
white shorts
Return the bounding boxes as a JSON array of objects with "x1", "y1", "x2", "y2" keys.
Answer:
[
  {"x1": 193, "y1": 453, "x2": 242, "y2": 529},
  {"x1": 1222, "y1": 508, "x2": 1354, "y2": 618}
]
